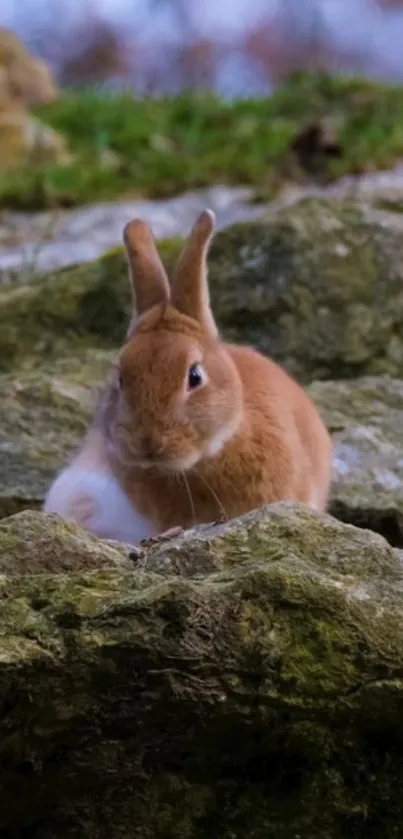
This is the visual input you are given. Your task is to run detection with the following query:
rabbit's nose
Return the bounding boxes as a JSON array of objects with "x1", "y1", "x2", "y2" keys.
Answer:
[{"x1": 141, "y1": 433, "x2": 162, "y2": 457}]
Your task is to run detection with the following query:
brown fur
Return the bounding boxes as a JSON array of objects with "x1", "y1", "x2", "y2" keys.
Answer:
[{"x1": 98, "y1": 209, "x2": 333, "y2": 533}]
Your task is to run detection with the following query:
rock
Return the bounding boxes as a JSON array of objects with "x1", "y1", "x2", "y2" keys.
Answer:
[
  {"x1": 0, "y1": 28, "x2": 70, "y2": 173},
  {"x1": 0, "y1": 350, "x2": 112, "y2": 517},
  {"x1": 0, "y1": 185, "x2": 263, "y2": 278},
  {"x1": 0, "y1": 26, "x2": 58, "y2": 107},
  {"x1": 207, "y1": 196, "x2": 403, "y2": 381},
  {"x1": 0, "y1": 508, "x2": 136, "y2": 574},
  {"x1": 4, "y1": 162, "x2": 403, "y2": 278},
  {"x1": 0, "y1": 248, "x2": 158, "y2": 371},
  {"x1": 1, "y1": 503, "x2": 403, "y2": 837},
  {"x1": 1, "y1": 196, "x2": 403, "y2": 380},
  {"x1": 311, "y1": 375, "x2": 403, "y2": 547},
  {"x1": 0, "y1": 106, "x2": 72, "y2": 173}
]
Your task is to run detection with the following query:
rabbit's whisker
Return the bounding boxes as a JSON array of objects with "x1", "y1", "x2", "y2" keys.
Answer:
[
  {"x1": 193, "y1": 467, "x2": 228, "y2": 522},
  {"x1": 181, "y1": 471, "x2": 197, "y2": 526}
]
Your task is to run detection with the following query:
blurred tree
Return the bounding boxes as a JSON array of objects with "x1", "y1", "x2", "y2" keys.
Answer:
[
  {"x1": 376, "y1": 0, "x2": 403, "y2": 7},
  {"x1": 243, "y1": 0, "x2": 332, "y2": 85},
  {"x1": 58, "y1": 17, "x2": 131, "y2": 86}
]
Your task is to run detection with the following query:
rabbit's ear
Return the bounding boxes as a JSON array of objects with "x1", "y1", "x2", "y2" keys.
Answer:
[
  {"x1": 171, "y1": 209, "x2": 218, "y2": 337},
  {"x1": 123, "y1": 219, "x2": 170, "y2": 316}
]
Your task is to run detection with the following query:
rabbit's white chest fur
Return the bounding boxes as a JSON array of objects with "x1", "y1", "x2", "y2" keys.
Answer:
[{"x1": 43, "y1": 464, "x2": 157, "y2": 545}]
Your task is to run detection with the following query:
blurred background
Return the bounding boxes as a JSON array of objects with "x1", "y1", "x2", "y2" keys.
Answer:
[{"x1": 2, "y1": 0, "x2": 403, "y2": 96}]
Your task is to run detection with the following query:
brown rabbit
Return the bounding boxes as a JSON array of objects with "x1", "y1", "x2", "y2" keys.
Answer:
[{"x1": 44, "y1": 209, "x2": 333, "y2": 544}]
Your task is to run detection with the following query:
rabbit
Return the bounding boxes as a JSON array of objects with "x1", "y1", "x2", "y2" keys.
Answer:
[{"x1": 44, "y1": 208, "x2": 333, "y2": 544}]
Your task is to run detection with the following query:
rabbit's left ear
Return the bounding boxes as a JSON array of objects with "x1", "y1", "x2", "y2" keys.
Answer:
[
  {"x1": 123, "y1": 218, "x2": 170, "y2": 316},
  {"x1": 170, "y1": 209, "x2": 218, "y2": 337}
]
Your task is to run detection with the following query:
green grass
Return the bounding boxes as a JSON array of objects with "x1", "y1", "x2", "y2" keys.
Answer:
[{"x1": 2, "y1": 72, "x2": 403, "y2": 210}]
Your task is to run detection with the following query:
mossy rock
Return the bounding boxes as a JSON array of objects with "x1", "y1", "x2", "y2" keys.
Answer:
[
  {"x1": 0, "y1": 508, "x2": 136, "y2": 574},
  {"x1": 0, "y1": 503, "x2": 403, "y2": 837},
  {"x1": 207, "y1": 196, "x2": 403, "y2": 381},
  {"x1": 0, "y1": 250, "x2": 129, "y2": 371},
  {"x1": 0, "y1": 241, "x2": 181, "y2": 371},
  {"x1": 0, "y1": 349, "x2": 113, "y2": 517},
  {"x1": 312, "y1": 374, "x2": 403, "y2": 546},
  {"x1": 1, "y1": 197, "x2": 403, "y2": 379}
]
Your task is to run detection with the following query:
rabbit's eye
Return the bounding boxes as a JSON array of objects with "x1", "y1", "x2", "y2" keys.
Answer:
[
  {"x1": 187, "y1": 363, "x2": 204, "y2": 390},
  {"x1": 118, "y1": 374, "x2": 124, "y2": 389}
]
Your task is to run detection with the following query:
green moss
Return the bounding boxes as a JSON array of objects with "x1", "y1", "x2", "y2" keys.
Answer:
[{"x1": 4, "y1": 72, "x2": 403, "y2": 208}]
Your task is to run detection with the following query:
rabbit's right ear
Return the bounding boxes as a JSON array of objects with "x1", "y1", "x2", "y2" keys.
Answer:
[
  {"x1": 170, "y1": 209, "x2": 217, "y2": 337},
  {"x1": 123, "y1": 219, "x2": 170, "y2": 316}
]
